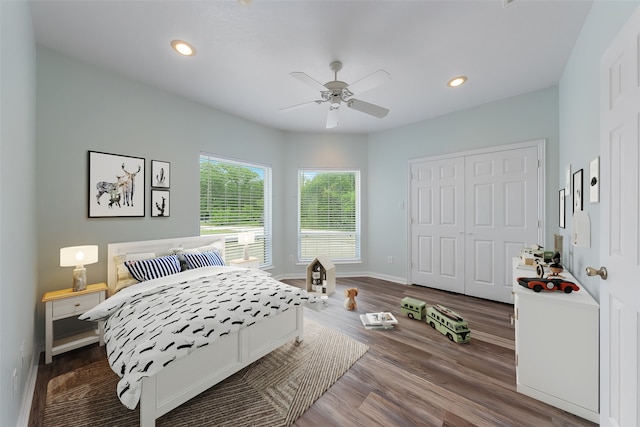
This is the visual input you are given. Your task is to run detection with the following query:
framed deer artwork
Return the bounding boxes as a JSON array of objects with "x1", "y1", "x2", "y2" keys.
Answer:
[
  {"x1": 88, "y1": 151, "x2": 145, "y2": 217},
  {"x1": 151, "y1": 160, "x2": 170, "y2": 188}
]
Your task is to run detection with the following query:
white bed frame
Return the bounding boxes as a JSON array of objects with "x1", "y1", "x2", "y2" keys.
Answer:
[{"x1": 107, "y1": 236, "x2": 304, "y2": 427}]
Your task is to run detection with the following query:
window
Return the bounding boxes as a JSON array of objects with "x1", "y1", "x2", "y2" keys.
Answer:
[
  {"x1": 200, "y1": 154, "x2": 272, "y2": 266},
  {"x1": 298, "y1": 170, "x2": 360, "y2": 263}
]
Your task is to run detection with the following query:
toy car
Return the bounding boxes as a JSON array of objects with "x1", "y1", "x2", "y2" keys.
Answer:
[
  {"x1": 517, "y1": 276, "x2": 579, "y2": 293},
  {"x1": 426, "y1": 304, "x2": 470, "y2": 343},
  {"x1": 401, "y1": 297, "x2": 427, "y2": 320}
]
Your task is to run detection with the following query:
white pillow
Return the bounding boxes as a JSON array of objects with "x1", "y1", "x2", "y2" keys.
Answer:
[
  {"x1": 195, "y1": 242, "x2": 225, "y2": 254},
  {"x1": 114, "y1": 252, "x2": 156, "y2": 293},
  {"x1": 174, "y1": 242, "x2": 225, "y2": 259}
]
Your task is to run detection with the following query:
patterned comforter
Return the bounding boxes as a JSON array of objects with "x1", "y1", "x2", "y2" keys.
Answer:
[{"x1": 80, "y1": 266, "x2": 318, "y2": 409}]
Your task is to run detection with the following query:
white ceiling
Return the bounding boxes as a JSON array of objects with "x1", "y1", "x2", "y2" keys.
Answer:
[{"x1": 28, "y1": 0, "x2": 593, "y2": 134}]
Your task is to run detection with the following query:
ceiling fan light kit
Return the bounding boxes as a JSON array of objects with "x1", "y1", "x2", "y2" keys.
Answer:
[{"x1": 281, "y1": 61, "x2": 391, "y2": 129}]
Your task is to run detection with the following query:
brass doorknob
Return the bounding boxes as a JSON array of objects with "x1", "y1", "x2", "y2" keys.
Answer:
[{"x1": 586, "y1": 266, "x2": 608, "y2": 280}]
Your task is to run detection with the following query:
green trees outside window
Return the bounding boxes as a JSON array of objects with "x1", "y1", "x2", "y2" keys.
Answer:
[
  {"x1": 298, "y1": 170, "x2": 360, "y2": 262},
  {"x1": 200, "y1": 154, "x2": 271, "y2": 265}
]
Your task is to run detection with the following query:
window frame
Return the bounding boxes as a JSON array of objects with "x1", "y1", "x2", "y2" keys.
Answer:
[
  {"x1": 199, "y1": 153, "x2": 272, "y2": 267},
  {"x1": 297, "y1": 168, "x2": 361, "y2": 264}
]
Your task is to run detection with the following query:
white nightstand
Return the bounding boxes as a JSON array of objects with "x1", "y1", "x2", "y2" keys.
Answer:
[
  {"x1": 42, "y1": 282, "x2": 107, "y2": 364},
  {"x1": 229, "y1": 257, "x2": 260, "y2": 269}
]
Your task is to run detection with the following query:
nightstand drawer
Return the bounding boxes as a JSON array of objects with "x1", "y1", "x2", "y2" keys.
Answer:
[{"x1": 52, "y1": 293, "x2": 100, "y2": 318}]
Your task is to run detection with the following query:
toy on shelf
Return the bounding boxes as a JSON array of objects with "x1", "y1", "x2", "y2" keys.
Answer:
[
  {"x1": 517, "y1": 277, "x2": 579, "y2": 293},
  {"x1": 343, "y1": 287, "x2": 358, "y2": 310},
  {"x1": 547, "y1": 251, "x2": 564, "y2": 277},
  {"x1": 520, "y1": 244, "x2": 555, "y2": 269},
  {"x1": 519, "y1": 251, "x2": 579, "y2": 293},
  {"x1": 400, "y1": 298, "x2": 470, "y2": 343}
]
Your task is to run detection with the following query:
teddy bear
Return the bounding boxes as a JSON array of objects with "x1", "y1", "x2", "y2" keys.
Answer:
[{"x1": 344, "y1": 287, "x2": 358, "y2": 311}]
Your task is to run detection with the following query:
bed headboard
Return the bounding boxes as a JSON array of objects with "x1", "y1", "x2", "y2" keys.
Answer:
[{"x1": 107, "y1": 235, "x2": 226, "y2": 296}]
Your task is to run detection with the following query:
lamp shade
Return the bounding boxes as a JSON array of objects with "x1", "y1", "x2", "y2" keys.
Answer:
[
  {"x1": 238, "y1": 232, "x2": 255, "y2": 246},
  {"x1": 60, "y1": 245, "x2": 99, "y2": 267}
]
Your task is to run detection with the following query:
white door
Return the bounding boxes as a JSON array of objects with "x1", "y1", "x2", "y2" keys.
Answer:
[
  {"x1": 410, "y1": 157, "x2": 465, "y2": 294},
  {"x1": 600, "y1": 8, "x2": 640, "y2": 426},
  {"x1": 464, "y1": 147, "x2": 540, "y2": 303},
  {"x1": 410, "y1": 141, "x2": 543, "y2": 303}
]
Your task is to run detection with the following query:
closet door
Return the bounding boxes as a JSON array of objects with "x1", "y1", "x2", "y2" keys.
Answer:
[
  {"x1": 410, "y1": 157, "x2": 465, "y2": 294},
  {"x1": 464, "y1": 146, "x2": 539, "y2": 303},
  {"x1": 409, "y1": 141, "x2": 543, "y2": 303}
]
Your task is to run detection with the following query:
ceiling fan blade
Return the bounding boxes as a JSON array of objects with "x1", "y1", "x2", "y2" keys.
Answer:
[
  {"x1": 326, "y1": 106, "x2": 340, "y2": 129},
  {"x1": 346, "y1": 69, "x2": 391, "y2": 95},
  {"x1": 279, "y1": 99, "x2": 323, "y2": 112},
  {"x1": 290, "y1": 72, "x2": 327, "y2": 92},
  {"x1": 347, "y1": 99, "x2": 389, "y2": 118}
]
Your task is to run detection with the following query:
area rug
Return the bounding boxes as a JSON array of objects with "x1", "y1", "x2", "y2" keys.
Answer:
[{"x1": 43, "y1": 320, "x2": 368, "y2": 427}]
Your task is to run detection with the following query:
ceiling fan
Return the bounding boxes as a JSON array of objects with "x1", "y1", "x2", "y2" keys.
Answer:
[{"x1": 280, "y1": 61, "x2": 391, "y2": 129}]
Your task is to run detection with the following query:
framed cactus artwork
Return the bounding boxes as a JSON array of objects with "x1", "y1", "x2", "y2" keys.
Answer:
[
  {"x1": 151, "y1": 189, "x2": 170, "y2": 217},
  {"x1": 151, "y1": 160, "x2": 170, "y2": 188}
]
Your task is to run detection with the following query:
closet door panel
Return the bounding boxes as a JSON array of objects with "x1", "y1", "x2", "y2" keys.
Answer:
[{"x1": 411, "y1": 157, "x2": 464, "y2": 293}]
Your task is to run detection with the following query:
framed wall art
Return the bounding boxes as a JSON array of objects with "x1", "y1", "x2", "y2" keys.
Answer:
[
  {"x1": 559, "y1": 189, "x2": 566, "y2": 229},
  {"x1": 151, "y1": 189, "x2": 170, "y2": 217},
  {"x1": 573, "y1": 168, "x2": 583, "y2": 212},
  {"x1": 88, "y1": 151, "x2": 145, "y2": 217},
  {"x1": 589, "y1": 157, "x2": 599, "y2": 203},
  {"x1": 151, "y1": 160, "x2": 170, "y2": 188}
]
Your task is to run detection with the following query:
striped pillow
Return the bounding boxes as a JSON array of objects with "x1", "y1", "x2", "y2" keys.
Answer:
[
  {"x1": 183, "y1": 251, "x2": 225, "y2": 269},
  {"x1": 124, "y1": 254, "x2": 181, "y2": 282}
]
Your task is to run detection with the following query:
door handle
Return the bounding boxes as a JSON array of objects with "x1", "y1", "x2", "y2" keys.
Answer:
[{"x1": 586, "y1": 266, "x2": 608, "y2": 280}]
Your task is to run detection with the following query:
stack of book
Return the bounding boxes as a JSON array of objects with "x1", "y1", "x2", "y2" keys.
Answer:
[{"x1": 360, "y1": 312, "x2": 398, "y2": 330}]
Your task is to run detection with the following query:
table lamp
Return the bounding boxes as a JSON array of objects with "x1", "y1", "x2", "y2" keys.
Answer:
[
  {"x1": 60, "y1": 245, "x2": 98, "y2": 291},
  {"x1": 238, "y1": 232, "x2": 255, "y2": 260}
]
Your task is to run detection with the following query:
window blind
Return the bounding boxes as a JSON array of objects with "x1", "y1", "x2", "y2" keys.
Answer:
[
  {"x1": 298, "y1": 170, "x2": 360, "y2": 262},
  {"x1": 200, "y1": 154, "x2": 272, "y2": 266}
]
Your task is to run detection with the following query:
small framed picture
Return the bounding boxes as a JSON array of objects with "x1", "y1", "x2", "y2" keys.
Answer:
[
  {"x1": 559, "y1": 189, "x2": 565, "y2": 229},
  {"x1": 88, "y1": 151, "x2": 145, "y2": 217},
  {"x1": 151, "y1": 160, "x2": 170, "y2": 188},
  {"x1": 589, "y1": 157, "x2": 599, "y2": 203},
  {"x1": 151, "y1": 189, "x2": 170, "y2": 217},
  {"x1": 573, "y1": 169, "x2": 583, "y2": 212}
]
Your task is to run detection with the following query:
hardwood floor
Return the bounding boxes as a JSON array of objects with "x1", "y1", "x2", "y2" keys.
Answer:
[{"x1": 29, "y1": 277, "x2": 596, "y2": 427}]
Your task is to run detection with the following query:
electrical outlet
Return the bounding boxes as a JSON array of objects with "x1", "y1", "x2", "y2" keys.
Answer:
[
  {"x1": 387, "y1": 256, "x2": 393, "y2": 264},
  {"x1": 289, "y1": 255, "x2": 294, "y2": 262}
]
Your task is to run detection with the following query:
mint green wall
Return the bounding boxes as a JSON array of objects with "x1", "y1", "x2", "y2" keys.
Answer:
[
  {"x1": 1, "y1": 1, "x2": 37, "y2": 425},
  {"x1": 35, "y1": 47, "x2": 287, "y2": 337},
  {"x1": 367, "y1": 87, "x2": 560, "y2": 282},
  {"x1": 280, "y1": 132, "x2": 369, "y2": 278},
  {"x1": 558, "y1": 0, "x2": 640, "y2": 299}
]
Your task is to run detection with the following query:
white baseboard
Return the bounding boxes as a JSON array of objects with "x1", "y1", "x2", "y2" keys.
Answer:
[
  {"x1": 366, "y1": 271, "x2": 408, "y2": 285},
  {"x1": 17, "y1": 343, "x2": 43, "y2": 427}
]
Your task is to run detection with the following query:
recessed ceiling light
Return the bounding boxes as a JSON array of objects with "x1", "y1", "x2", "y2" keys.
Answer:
[
  {"x1": 447, "y1": 76, "x2": 468, "y2": 88},
  {"x1": 171, "y1": 40, "x2": 196, "y2": 57}
]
